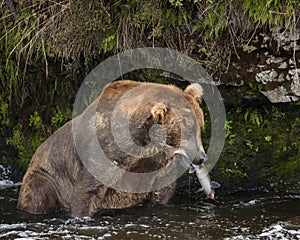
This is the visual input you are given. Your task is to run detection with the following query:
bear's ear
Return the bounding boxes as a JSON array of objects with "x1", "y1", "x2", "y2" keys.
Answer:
[
  {"x1": 151, "y1": 103, "x2": 168, "y2": 122},
  {"x1": 184, "y1": 83, "x2": 203, "y2": 103}
]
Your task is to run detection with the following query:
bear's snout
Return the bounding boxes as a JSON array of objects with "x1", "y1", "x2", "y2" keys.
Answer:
[{"x1": 192, "y1": 155, "x2": 208, "y2": 166}]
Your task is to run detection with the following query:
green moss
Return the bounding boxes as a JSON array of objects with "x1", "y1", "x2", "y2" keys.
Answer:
[
  {"x1": 211, "y1": 103, "x2": 300, "y2": 191},
  {"x1": 2, "y1": 104, "x2": 72, "y2": 168},
  {"x1": 0, "y1": 0, "x2": 299, "y2": 190}
]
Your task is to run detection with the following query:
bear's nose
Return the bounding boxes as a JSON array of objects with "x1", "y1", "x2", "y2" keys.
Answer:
[{"x1": 192, "y1": 155, "x2": 208, "y2": 166}]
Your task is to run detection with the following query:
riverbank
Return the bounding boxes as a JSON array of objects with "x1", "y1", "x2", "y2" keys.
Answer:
[{"x1": 1, "y1": 0, "x2": 300, "y2": 199}]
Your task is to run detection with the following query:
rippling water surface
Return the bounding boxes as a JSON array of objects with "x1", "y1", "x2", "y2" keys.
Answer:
[{"x1": 0, "y1": 181, "x2": 299, "y2": 240}]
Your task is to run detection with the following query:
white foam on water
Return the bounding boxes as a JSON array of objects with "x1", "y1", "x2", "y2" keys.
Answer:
[
  {"x1": 74, "y1": 225, "x2": 108, "y2": 231},
  {"x1": 0, "y1": 164, "x2": 12, "y2": 180},
  {"x1": 259, "y1": 222, "x2": 300, "y2": 239},
  {"x1": 65, "y1": 216, "x2": 94, "y2": 225},
  {"x1": 0, "y1": 164, "x2": 22, "y2": 189},
  {"x1": 139, "y1": 224, "x2": 150, "y2": 228},
  {"x1": 14, "y1": 238, "x2": 39, "y2": 240},
  {"x1": 226, "y1": 221, "x2": 300, "y2": 240},
  {"x1": 0, "y1": 180, "x2": 14, "y2": 185},
  {"x1": 0, "y1": 227, "x2": 97, "y2": 239},
  {"x1": 0, "y1": 180, "x2": 21, "y2": 190},
  {"x1": 17, "y1": 230, "x2": 43, "y2": 239},
  {"x1": 124, "y1": 223, "x2": 136, "y2": 228},
  {"x1": 260, "y1": 224, "x2": 283, "y2": 237},
  {"x1": 232, "y1": 199, "x2": 260, "y2": 208},
  {"x1": 0, "y1": 223, "x2": 26, "y2": 230},
  {"x1": 0, "y1": 230, "x2": 19, "y2": 238},
  {"x1": 243, "y1": 199, "x2": 257, "y2": 206},
  {"x1": 224, "y1": 236, "x2": 251, "y2": 240}
]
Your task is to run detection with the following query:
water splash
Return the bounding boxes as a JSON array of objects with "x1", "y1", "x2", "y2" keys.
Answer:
[
  {"x1": 0, "y1": 164, "x2": 12, "y2": 180},
  {"x1": 0, "y1": 164, "x2": 21, "y2": 189}
]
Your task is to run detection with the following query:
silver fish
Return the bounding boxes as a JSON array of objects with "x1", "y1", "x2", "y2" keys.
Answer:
[
  {"x1": 189, "y1": 164, "x2": 220, "y2": 199},
  {"x1": 167, "y1": 146, "x2": 220, "y2": 199}
]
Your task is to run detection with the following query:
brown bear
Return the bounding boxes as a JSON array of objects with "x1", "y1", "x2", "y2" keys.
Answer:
[{"x1": 17, "y1": 80, "x2": 207, "y2": 217}]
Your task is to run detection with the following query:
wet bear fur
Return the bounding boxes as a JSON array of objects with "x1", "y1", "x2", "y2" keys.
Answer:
[{"x1": 17, "y1": 80, "x2": 204, "y2": 217}]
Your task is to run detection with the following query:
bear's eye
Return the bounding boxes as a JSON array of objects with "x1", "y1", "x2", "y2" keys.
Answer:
[
  {"x1": 177, "y1": 117, "x2": 184, "y2": 124},
  {"x1": 177, "y1": 117, "x2": 194, "y2": 127},
  {"x1": 185, "y1": 118, "x2": 194, "y2": 127}
]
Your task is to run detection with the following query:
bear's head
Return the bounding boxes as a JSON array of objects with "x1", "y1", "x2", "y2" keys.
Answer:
[
  {"x1": 126, "y1": 82, "x2": 206, "y2": 172},
  {"x1": 73, "y1": 80, "x2": 208, "y2": 193}
]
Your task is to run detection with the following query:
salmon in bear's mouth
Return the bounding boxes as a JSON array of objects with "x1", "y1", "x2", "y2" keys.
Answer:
[{"x1": 163, "y1": 144, "x2": 220, "y2": 200}]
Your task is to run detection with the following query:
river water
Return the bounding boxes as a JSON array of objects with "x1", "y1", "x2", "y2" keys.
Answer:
[{"x1": 0, "y1": 180, "x2": 299, "y2": 240}]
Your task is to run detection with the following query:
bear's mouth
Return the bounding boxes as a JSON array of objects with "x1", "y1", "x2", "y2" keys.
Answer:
[
  {"x1": 173, "y1": 148, "x2": 191, "y2": 168},
  {"x1": 163, "y1": 144, "x2": 191, "y2": 168}
]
